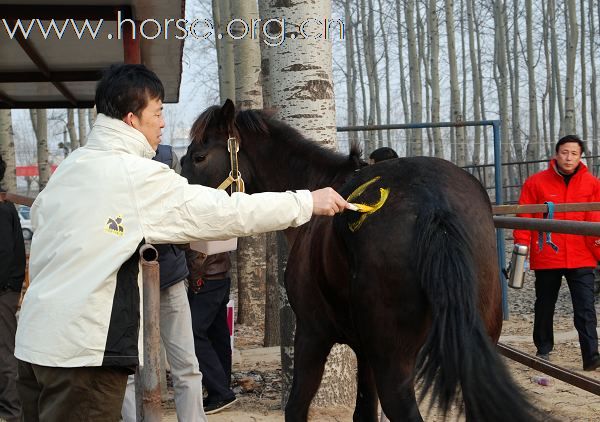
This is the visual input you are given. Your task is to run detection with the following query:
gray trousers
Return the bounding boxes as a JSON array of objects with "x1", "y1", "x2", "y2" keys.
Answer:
[
  {"x1": 121, "y1": 281, "x2": 206, "y2": 422},
  {"x1": 0, "y1": 291, "x2": 20, "y2": 422}
]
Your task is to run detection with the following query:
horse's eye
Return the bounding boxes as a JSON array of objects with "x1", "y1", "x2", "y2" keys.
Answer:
[{"x1": 192, "y1": 153, "x2": 206, "y2": 164}]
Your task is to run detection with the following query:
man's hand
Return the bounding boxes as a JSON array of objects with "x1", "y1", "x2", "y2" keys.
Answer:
[{"x1": 311, "y1": 187, "x2": 355, "y2": 216}]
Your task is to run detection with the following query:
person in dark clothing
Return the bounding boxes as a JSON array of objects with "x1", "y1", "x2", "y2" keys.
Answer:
[
  {"x1": 0, "y1": 153, "x2": 25, "y2": 422},
  {"x1": 186, "y1": 250, "x2": 237, "y2": 415},
  {"x1": 368, "y1": 146, "x2": 398, "y2": 164},
  {"x1": 121, "y1": 144, "x2": 205, "y2": 421}
]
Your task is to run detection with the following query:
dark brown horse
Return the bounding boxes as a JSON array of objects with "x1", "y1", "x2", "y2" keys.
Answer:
[{"x1": 181, "y1": 100, "x2": 539, "y2": 421}]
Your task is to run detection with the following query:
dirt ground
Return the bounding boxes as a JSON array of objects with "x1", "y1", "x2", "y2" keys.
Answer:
[
  {"x1": 160, "y1": 279, "x2": 600, "y2": 421},
  {"x1": 160, "y1": 239, "x2": 600, "y2": 421}
]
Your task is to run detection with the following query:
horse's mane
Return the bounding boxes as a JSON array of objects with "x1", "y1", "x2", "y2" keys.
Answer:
[
  {"x1": 189, "y1": 105, "x2": 220, "y2": 144},
  {"x1": 237, "y1": 109, "x2": 363, "y2": 169},
  {"x1": 190, "y1": 105, "x2": 362, "y2": 167}
]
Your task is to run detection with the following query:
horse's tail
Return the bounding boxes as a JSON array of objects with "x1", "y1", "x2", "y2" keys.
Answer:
[{"x1": 414, "y1": 206, "x2": 540, "y2": 421}]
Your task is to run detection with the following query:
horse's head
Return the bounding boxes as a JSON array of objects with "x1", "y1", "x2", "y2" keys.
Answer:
[{"x1": 181, "y1": 99, "x2": 255, "y2": 192}]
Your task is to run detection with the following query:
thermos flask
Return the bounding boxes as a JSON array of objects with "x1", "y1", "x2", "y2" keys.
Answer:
[{"x1": 508, "y1": 244, "x2": 529, "y2": 289}]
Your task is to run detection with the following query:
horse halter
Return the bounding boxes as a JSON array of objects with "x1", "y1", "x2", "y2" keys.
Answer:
[{"x1": 216, "y1": 135, "x2": 245, "y2": 193}]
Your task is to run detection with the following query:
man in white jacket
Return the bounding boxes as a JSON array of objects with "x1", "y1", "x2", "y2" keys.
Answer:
[{"x1": 14, "y1": 64, "x2": 350, "y2": 422}]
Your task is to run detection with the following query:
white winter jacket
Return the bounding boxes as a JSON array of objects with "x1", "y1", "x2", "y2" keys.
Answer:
[{"x1": 15, "y1": 114, "x2": 312, "y2": 368}]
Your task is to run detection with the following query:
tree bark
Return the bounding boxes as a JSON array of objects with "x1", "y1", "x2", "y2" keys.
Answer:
[
  {"x1": 542, "y1": 0, "x2": 553, "y2": 158},
  {"x1": 549, "y1": 0, "x2": 564, "y2": 136},
  {"x1": 30, "y1": 109, "x2": 50, "y2": 191},
  {"x1": 214, "y1": 0, "x2": 236, "y2": 103},
  {"x1": 525, "y1": 0, "x2": 539, "y2": 162},
  {"x1": 230, "y1": 0, "x2": 267, "y2": 335},
  {"x1": 0, "y1": 110, "x2": 17, "y2": 192},
  {"x1": 257, "y1": 0, "x2": 280, "y2": 346},
  {"x1": 579, "y1": 0, "x2": 587, "y2": 141},
  {"x1": 563, "y1": 0, "x2": 578, "y2": 134},
  {"x1": 427, "y1": 0, "x2": 442, "y2": 158},
  {"x1": 494, "y1": 0, "x2": 512, "y2": 198},
  {"x1": 360, "y1": 0, "x2": 379, "y2": 152},
  {"x1": 467, "y1": 0, "x2": 482, "y2": 164},
  {"x1": 378, "y1": 0, "x2": 392, "y2": 144},
  {"x1": 405, "y1": 0, "x2": 423, "y2": 156},
  {"x1": 473, "y1": 5, "x2": 489, "y2": 161},
  {"x1": 78, "y1": 110, "x2": 87, "y2": 148},
  {"x1": 343, "y1": 0, "x2": 358, "y2": 142},
  {"x1": 509, "y1": 0, "x2": 523, "y2": 162},
  {"x1": 259, "y1": 0, "x2": 357, "y2": 409},
  {"x1": 589, "y1": 0, "x2": 598, "y2": 168},
  {"x1": 445, "y1": 0, "x2": 465, "y2": 165},
  {"x1": 395, "y1": 1, "x2": 410, "y2": 153}
]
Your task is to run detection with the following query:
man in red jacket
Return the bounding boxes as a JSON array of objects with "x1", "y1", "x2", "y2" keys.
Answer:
[{"x1": 514, "y1": 135, "x2": 600, "y2": 371}]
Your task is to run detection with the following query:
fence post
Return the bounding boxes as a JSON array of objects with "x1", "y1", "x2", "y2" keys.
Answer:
[{"x1": 137, "y1": 244, "x2": 162, "y2": 422}]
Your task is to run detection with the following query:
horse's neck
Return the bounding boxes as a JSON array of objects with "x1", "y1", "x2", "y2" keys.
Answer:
[{"x1": 273, "y1": 151, "x2": 351, "y2": 191}]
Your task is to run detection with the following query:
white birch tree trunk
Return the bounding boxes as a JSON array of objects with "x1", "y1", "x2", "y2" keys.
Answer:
[
  {"x1": 525, "y1": 0, "x2": 539, "y2": 162},
  {"x1": 494, "y1": 0, "x2": 512, "y2": 196},
  {"x1": 87, "y1": 108, "x2": 97, "y2": 135},
  {"x1": 563, "y1": 0, "x2": 578, "y2": 135},
  {"x1": 405, "y1": 0, "x2": 423, "y2": 157},
  {"x1": 467, "y1": 0, "x2": 481, "y2": 164},
  {"x1": 428, "y1": 0, "x2": 442, "y2": 157},
  {"x1": 78, "y1": 109, "x2": 87, "y2": 148},
  {"x1": 214, "y1": 0, "x2": 236, "y2": 103},
  {"x1": 0, "y1": 110, "x2": 17, "y2": 192},
  {"x1": 360, "y1": 0, "x2": 379, "y2": 152},
  {"x1": 30, "y1": 109, "x2": 50, "y2": 191},
  {"x1": 67, "y1": 109, "x2": 78, "y2": 151},
  {"x1": 445, "y1": 0, "x2": 465, "y2": 165},
  {"x1": 579, "y1": 0, "x2": 587, "y2": 141},
  {"x1": 589, "y1": 0, "x2": 598, "y2": 167},
  {"x1": 343, "y1": 1, "x2": 358, "y2": 145},
  {"x1": 230, "y1": 0, "x2": 267, "y2": 335},
  {"x1": 542, "y1": 0, "x2": 553, "y2": 158},
  {"x1": 509, "y1": 0, "x2": 523, "y2": 161},
  {"x1": 260, "y1": 0, "x2": 357, "y2": 409},
  {"x1": 395, "y1": 2, "x2": 410, "y2": 152},
  {"x1": 549, "y1": 0, "x2": 564, "y2": 136}
]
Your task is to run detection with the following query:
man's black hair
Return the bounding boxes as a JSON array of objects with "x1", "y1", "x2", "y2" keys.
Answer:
[
  {"x1": 556, "y1": 134, "x2": 585, "y2": 154},
  {"x1": 0, "y1": 153, "x2": 6, "y2": 183},
  {"x1": 95, "y1": 64, "x2": 165, "y2": 120},
  {"x1": 369, "y1": 146, "x2": 398, "y2": 163}
]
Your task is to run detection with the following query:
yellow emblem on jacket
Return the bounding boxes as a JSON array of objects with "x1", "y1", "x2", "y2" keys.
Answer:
[{"x1": 104, "y1": 215, "x2": 125, "y2": 236}]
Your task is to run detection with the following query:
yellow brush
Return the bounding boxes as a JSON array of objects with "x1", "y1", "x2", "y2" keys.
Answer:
[
  {"x1": 345, "y1": 176, "x2": 390, "y2": 231},
  {"x1": 348, "y1": 203, "x2": 377, "y2": 213}
]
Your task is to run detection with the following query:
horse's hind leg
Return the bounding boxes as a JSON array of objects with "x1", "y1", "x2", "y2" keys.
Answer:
[
  {"x1": 376, "y1": 368, "x2": 422, "y2": 422},
  {"x1": 284, "y1": 324, "x2": 333, "y2": 422},
  {"x1": 353, "y1": 357, "x2": 378, "y2": 422}
]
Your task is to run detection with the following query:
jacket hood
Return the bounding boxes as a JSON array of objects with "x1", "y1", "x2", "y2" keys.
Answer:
[{"x1": 86, "y1": 114, "x2": 156, "y2": 159}]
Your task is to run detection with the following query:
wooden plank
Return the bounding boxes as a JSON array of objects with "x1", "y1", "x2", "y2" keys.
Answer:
[{"x1": 493, "y1": 202, "x2": 600, "y2": 215}]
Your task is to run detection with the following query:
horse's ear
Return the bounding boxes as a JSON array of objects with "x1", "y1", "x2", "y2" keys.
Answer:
[{"x1": 220, "y1": 99, "x2": 236, "y2": 131}]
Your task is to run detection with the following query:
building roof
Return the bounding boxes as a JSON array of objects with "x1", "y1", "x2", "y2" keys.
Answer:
[{"x1": 0, "y1": 0, "x2": 185, "y2": 109}]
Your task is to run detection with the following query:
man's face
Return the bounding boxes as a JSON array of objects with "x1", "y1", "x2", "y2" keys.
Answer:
[
  {"x1": 555, "y1": 141, "x2": 582, "y2": 175},
  {"x1": 127, "y1": 97, "x2": 165, "y2": 151}
]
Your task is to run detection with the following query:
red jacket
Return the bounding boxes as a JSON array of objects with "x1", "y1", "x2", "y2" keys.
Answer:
[{"x1": 513, "y1": 160, "x2": 600, "y2": 269}]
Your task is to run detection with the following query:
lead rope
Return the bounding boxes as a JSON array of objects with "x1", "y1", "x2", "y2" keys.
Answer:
[
  {"x1": 538, "y1": 201, "x2": 559, "y2": 253},
  {"x1": 216, "y1": 136, "x2": 245, "y2": 193}
]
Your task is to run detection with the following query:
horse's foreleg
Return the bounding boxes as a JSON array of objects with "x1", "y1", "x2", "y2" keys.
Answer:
[
  {"x1": 284, "y1": 325, "x2": 333, "y2": 422},
  {"x1": 353, "y1": 357, "x2": 378, "y2": 422}
]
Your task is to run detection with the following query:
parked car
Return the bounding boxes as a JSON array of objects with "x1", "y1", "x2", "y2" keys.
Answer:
[{"x1": 18, "y1": 205, "x2": 33, "y2": 240}]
